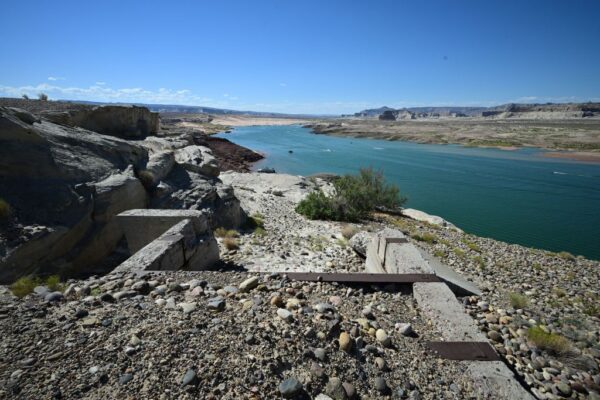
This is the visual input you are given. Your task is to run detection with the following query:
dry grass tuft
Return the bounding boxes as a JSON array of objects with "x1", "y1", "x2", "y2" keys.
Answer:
[
  {"x1": 509, "y1": 292, "x2": 529, "y2": 309},
  {"x1": 223, "y1": 237, "x2": 239, "y2": 250},
  {"x1": 341, "y1": 225, "x2": 359, "y2": 240},
  {"x1": 215, "y1": 228, "x2": 239, "y2": 238},
  {"x1": 527, "y1": 326, "x2": 572, "y2": 355}
]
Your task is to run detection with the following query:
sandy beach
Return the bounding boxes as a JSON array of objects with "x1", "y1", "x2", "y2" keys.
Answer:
[{"x1": 210, "y1": 115, "x2": 312, "y2": 126}]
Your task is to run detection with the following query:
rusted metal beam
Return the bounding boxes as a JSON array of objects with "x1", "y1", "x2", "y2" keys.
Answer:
[
  {"x1": 282, "y1": 272, "x2": 441, "y2": 283},
  {"x1": 426, "y1": 341, "x2": 500, "y2": 361}
]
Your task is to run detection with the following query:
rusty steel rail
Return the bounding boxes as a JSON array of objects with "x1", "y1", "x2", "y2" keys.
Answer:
[
  {"x1": 281, "y1": 272, "x2": 441, "y2": 283},
  {"x1": 426, "y1": 341, "x2": 500, "y2": 361}
]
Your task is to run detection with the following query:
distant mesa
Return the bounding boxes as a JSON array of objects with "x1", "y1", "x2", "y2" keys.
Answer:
[{"x1": 353, "y1": 102, "x2": 600, "y2": 121}]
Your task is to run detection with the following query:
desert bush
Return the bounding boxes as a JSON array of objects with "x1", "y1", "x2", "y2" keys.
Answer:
[
  {"x1": 341, "y1": 225, "x2": 358, "y2": 240},
  {"x1": 509, "y1": 292, "x2": 529, "y2": 309},
  {"x1": 10, "y1": 275, "x2": 63, "y2": 298},
  {"x1": 253, "y1": 227, "x2": 266, "y2": 237},
  {"x1": 45, "y1": 275, "x2": 64, "y2": 292},
  {"x1": 296, "y1": 167, "x2": 406, "y2": 222},
  {"x1": 223, "y1": 237, "x2": 239, "y2": 250},
  {"x1": 38, "y1": 92, "x2": 48, "y2": 101},
  {"x1": 527, "y1": 326, "x2": 571, "y2": 354},
  {"x1": 433, "y1": 249, "x2": 445, "y2": 258},
  {"x1": 0, "y1": 198, "x2": 12, "y2": 219},
  {"x1": 22, "y1": 94, "x2": 29, "y2": 100},
  {"x1": 10, "y1": 277, "x2": 39, "y2": 298}
]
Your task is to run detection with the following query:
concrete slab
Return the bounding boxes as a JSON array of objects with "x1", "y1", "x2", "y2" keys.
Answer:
[
  {"x1": 365, "y1": 228, "x2": 433, "y2": 274},
  {"x1": 467, "y1": 361, "x2": 534, "y2": 399},
  {"x1": 417, "y1": 248, "x2": 482, "y2": 296},
  {"x1": 117, "y1": 209, "x2": 209, "y2": 253},
  {"x1": 413, "y1": 282, "x2": 533, "y2": 399},
  {"x1": 364, "y1": 228, "x2": 532, "y2": 399},
  {"x1": 413, "y1": 282, "x2": 486, "y2": 342},
  {"x1": 113, "y1": 217, "x2": 219, "y2": 274}
]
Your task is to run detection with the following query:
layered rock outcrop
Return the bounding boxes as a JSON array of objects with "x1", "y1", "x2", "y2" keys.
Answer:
[
  {"x1": 41, "y1": 105, "x2": 159, "y2": 138},
  {"x1": 0, "y1": 105, "x2": 243, "y2": 283}
]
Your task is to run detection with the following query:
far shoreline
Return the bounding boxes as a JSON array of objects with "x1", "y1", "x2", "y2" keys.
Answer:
[{"x1": 541, "y1": 151, "x2": 600, "y2": 164}]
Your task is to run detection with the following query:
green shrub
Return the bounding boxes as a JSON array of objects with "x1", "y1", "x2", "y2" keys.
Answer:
[
  {"x1": 253, "y1": 227, "x2": 266, "y2": 237},
  {"x1": 433, "y1": 250, "x2": 445, "y2": 258},
  {"x1": 38, "y1": 93, "x2": 48, "y2": 101},
  {"x1": 412, "y1": 232, "x2": 438, "y2": 244},
  {"x1": 45, "y1": 275, "x2": 64, "y2": 292},
  {"x1": 295, "y1": 190, "x2": 342, "y2": 220},
  {"x1": 509, "y1": 292, "x2": 529, "y2": 309},
  {"x1": 527, "y1": 326, "x2": 571, "y2": 354},
  {"x1": 0, "y1": 198, "x2": 12, "y2": 219},
  {"x1": 296, "y1": 167, "x2": 406, "y2": 222}
]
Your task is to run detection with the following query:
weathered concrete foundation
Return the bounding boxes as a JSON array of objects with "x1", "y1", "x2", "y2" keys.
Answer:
[{"x1": 113, "y1": 209, "x2": 219, "y2": 274}]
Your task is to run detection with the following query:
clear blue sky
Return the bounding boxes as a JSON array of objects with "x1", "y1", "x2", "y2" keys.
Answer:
[{"x1": 1, "y1": 0, "x2": 599, "y2": 114}]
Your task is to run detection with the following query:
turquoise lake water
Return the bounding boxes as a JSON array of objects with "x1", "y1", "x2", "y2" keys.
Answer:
[{"x1": 215, "y1": 125, "x2": 600, "y2": 260}]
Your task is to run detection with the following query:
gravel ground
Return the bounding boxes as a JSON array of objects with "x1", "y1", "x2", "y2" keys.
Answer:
[
  {"x1": 218, "y1": 173, "x2": 365, "y2": 274},
  {"x1": 0, "y1": 271, "x2": 471, "y2": 399},
  {"x1": 376, "y1": 214, "x2": 600, "y2": 399},
  {"x1": 1, "y1": 171, "x2": 598, "y2": 399}
]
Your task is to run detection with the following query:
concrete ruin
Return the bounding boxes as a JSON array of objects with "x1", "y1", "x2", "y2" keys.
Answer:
[
  {"x1": 365, "y1": 228, "x2": 533, "y2": 399},
  {"x1": 113, "y1": 209, "x2": 219, "y2": 274}
]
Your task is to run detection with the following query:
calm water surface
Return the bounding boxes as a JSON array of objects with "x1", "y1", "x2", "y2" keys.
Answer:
[{"x1": 216, "y1": 125, "x2": 600, "y2": 260}]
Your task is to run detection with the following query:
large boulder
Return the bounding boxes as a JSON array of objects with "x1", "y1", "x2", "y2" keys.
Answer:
[
  {"x1": 174, "y1": 145, "x2": 220, "y2": 177},
  {"x1": 140, "y1": 151, "x2": 176, "y2": 189},
  {"x1": 402, "y1": 208, "x2": 461, "y2": 231},
  {"x1": 41, "y1": 105, "x2": 159, "y2": 139},
  {"x1": 0, "y1": 107, "x2": 150, "y2": 282},
  {"x1": 65, "y1": 167, "x2": 147, "y2": 271}
]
